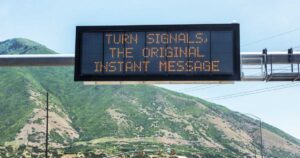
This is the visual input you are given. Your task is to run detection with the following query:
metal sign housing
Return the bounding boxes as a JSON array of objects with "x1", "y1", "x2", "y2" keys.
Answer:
[{"x1": 75, "y1": 24, "x2": 240, "y2": 81}]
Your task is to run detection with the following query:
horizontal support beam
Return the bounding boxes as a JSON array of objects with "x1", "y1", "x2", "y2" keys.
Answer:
[
  {"x1": 0, "y1": 53, "x2": 299, "y2": 67},
  {"x1": 241, "y1": 54, "x2": 300, "y2": 65},
  {"x1": 84, "y1": 81, "x2": 234, "y2": 85},
  {"x1": 1, "y1": 53, "x2": 299, "y2": 82},
  {"x1": 0, "y1": 54, "x2": 74, "y2": 66}
]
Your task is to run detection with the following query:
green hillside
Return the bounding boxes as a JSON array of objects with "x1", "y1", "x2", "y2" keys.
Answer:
[
  {"x1": 0, "y1": 38, "x2": 300, "y2": 157},
  {"x1": 0, "y1": 38, "x2": 57, "y2": 55}
]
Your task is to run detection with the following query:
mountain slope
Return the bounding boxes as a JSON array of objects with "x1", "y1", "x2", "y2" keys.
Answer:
[
  {"x1": 0, "y1": 38, "x2": 57, "y2": 55},
  {"x1": 0, "y1": 38, "x2": 300, "y2": 157}
]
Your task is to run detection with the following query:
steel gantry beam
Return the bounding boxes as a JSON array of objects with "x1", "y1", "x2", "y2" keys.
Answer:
[
  {"x1": 241, "y1": 52, "x2": 300, "y2": 81},
  {"x1": 0, "y1": 52, "x2": 299, "y2": 81},
  {"x1": 0, "y1": 54, "x2": 74, "y2": 66}
]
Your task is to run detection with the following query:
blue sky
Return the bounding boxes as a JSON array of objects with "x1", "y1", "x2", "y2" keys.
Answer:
[{"x1": 1, "y1": 0, "x2": 300, "y2": 138}]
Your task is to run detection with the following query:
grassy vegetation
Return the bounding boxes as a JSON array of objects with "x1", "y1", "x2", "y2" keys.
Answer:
[
  {"x1": 0, "y1": 38, "x2": 57, "y2": 55},
  {"x1": 0, "y1": 38, "x2": 300, "y2": 157},
  {"x1": 49, "y1": 130, "x2": 65, "y2": 144},
  {"x1": 0, "y1": 68, "x2": 36, "y2": 144},
  {"x1": 263, "y1": 123, "x2": 300, "y2": 146},
  {"x1": 1, "y1": 66, "x2": 300, "y2": 157}
]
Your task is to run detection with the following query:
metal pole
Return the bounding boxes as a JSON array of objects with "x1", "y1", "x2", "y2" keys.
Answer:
[
  {"x1": 259, "y1": 119, "x2": 263, "y2": 158},
  {"x1": 234, "y1": 112, "x2": 261, "y2": 157},
  {"x1": 45, "y1": 92, "x2": 49, "y2": 158},
  {"x1": 245, "y1": 113, "x2": 263, "y2": 158},
  {"x1": 264, "y1": 53, "x2": 268, "y2": 78},
  {"x1": 270, "y1": 55, "x2": 273, "y2": 75},
  {"x1": 297, "y1": 62, "x2": 299, "y2": 80}
]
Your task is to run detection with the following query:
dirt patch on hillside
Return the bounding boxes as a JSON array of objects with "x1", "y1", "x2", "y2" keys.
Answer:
[
  {"x1": 262, "y1": 129, "x2": 300, "y2": 154},
  {"x1": 14, "y1": 89, "x2": 79, "y2": 148},
  {"x1": 159, "y1": 129, "x2": 182, "y2": 139},
  {"x1": 155, "y1": 137, "x2": 189, "y2": 145},
  {"x1": 209, "y1": 116, "x2": 252, "y2": 143},
  {"x1": 106, "y1": 107, "x2": 130, "y2": 127},
  {"x1": 208, "y1": 115, "x2": 254, "y2": 154}
]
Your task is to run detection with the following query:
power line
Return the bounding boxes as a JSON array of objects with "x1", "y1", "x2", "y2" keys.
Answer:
[
  {"x1": 184, "y1": 64, "x2": 293, "y2": 91},
  {"x1": 281, "y1": 45, "x2": 300, "y2": 51},
  {"x1": 180, "y1": 85, "x2": 220, "y2": 92},
  {"x1": 290, "y1": 45, "x2": 300, "y2": 50},
  {"x1": 179, "y1": 85, "x2": 205, "y2": 91},
  {"x1": 242, "y1": 27, "x2": 300, "y2": 47},
  {"x1": 207, "y1": 83, "x2": 287, "y2": 100},
  {"x1": 208, "y1": 83, "x2": 300, "y2": 100},
  {"x1": 206, "y1": 83, "x2": 300, "y2": 101},
  {"x1": 183, "y1": 66, "x2": 293, "y2": 93},
  {"x1": 207, "y1": 83, "x2": 293, "y2": 100},
  {"x1": 184, "y1": 85, "x2": 220, "y2": 93}
]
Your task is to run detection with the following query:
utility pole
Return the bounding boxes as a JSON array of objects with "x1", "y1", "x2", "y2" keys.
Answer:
[
  {"x1": 45, "y1": 92, "x2": 49, "y2": 158},
  {"x1": 259, "y1": 119, "x2": 263, "y2": 158},
  {"x1": 245, "y1": 113, "x2": 263, "y2": 158},
  {"x1": 234, "y1": 112, "x2": 260, "y2": 158}
]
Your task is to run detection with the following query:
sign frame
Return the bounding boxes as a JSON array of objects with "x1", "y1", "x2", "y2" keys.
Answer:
[{"x1": 75, "y1": 24, "x2": 240, "y2": 81}]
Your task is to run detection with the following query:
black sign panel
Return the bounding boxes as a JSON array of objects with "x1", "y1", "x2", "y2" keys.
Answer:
[{"x1": 75, "y1": 24, "x2": 240, "y2": 81}]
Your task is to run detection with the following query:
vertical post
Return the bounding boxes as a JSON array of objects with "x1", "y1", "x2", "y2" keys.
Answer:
[
  {"x1": 45, "y1": 92, "x2": 49, "y2": 158},
  {"x1": 270, "y1": 55, "x2": 273, "y2": 75},
  {"x1": 262, "y1": 49, "x2": 268, "y2": 79},
  {"x1": 291, "y1": 55, "x2": 294, "y2": 73},
  {"x1": 288, "y1": 48, "x2": 293, "y2": 72},
  {"x1": 245, "y1": 113, "x2": 263, "y2": 158},
  {"x1": 296, "y1": 62, "x2": 300, "y2": 81},
  {"x1": 259, "y1": 120, "x2": 263, "y2": 158}
]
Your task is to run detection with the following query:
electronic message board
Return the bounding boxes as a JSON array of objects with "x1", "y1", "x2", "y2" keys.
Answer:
[{"x1": 75, "y1": 24, "x2": 240, "y2": 81}]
